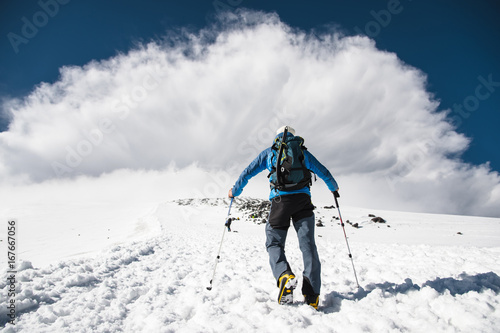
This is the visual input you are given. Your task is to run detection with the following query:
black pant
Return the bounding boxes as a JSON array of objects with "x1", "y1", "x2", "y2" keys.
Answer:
[{"x1": 268, "y1": 193, "x2": 314, "y2": 230}]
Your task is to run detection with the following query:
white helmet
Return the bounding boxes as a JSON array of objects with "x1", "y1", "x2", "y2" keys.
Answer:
[{"x1": 276, "y1": 125, "x2": 296, "y2": 136}]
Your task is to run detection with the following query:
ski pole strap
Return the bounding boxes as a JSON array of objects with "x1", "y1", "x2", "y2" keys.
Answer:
[{"x1": 333, "y1": 191, "x2": 340, "y2": 208}]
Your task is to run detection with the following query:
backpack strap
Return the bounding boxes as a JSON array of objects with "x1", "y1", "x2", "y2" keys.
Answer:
[{"x1": 275, "y1": 127, "x2": 288, "y2": 185}]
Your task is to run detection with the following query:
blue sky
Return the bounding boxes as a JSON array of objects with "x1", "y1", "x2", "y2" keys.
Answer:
[{"x1": 0, "y1": 0, "x2": 499, "y2": 171}]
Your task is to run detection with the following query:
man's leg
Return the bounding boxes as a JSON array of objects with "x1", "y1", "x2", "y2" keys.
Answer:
[
  {"x1": 293, "y1": 214, "x2": 321, "y2": 295},
  {"x1": 265, "y1": 221, "x2": 291, "y2": 283}
]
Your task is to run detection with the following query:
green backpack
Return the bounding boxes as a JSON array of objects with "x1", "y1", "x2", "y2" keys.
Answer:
[{"x1": 269, "y1": 127, "x2": 312, "y2": 191}]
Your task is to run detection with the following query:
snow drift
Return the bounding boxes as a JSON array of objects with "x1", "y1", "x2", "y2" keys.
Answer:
[{"x1": 1, "y1": 197, "x2": 499, "y2": 332}]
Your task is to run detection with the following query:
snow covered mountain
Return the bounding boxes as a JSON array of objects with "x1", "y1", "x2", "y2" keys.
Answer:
[{"x1": 1, "y1": 197, "x2": 500, "y2": 332}]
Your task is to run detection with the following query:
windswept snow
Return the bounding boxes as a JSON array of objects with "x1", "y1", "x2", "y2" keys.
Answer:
[{"x1": 1, "y1": 197, "x2": 500, "y2": 332}]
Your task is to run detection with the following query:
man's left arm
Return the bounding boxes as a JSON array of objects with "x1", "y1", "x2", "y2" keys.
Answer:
[{"x1": 304, "y1": 150, "x2": 339, "y2": 192}]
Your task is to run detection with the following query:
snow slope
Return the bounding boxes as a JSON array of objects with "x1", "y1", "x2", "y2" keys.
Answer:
[{"x1": 1, "y1": 197, "x2": 500, "y2": 332}]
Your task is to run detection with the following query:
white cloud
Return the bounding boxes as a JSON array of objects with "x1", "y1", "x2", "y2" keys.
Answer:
[{"x1": 1, "y1": 10, "x2": 499, "y2": 217}]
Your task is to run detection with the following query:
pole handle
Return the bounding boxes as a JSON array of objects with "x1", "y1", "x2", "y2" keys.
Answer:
[{"x1": 333, "y1": 191, "x2": 340, "y2": 208}]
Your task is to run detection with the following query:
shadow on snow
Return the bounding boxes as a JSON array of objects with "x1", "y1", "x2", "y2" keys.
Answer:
[{"x1": 322, "y1": 271, "x2": 500, "y2": 313}]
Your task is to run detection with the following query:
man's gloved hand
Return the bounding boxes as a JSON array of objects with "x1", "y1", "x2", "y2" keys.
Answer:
[{"x1": 333, "y1": 190, "x2": 340, "y2": 198}]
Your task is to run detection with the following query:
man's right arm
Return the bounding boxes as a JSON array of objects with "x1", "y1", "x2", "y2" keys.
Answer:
[{"x1": 231, "y1": 148, "x2": 271, "y2": 197}]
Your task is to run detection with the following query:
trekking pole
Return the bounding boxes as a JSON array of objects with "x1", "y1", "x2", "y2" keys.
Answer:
[
  {"x1": 333, "y1": 191, "x2": 360, "y2": 289},
  {"x1": 207, "y1": 197, "x2": 234, "y2": 291}
]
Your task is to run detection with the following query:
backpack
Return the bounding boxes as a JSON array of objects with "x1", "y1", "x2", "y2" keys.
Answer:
[{"x1": 268, "y1": 128, "x2": 312, "y2": 191}]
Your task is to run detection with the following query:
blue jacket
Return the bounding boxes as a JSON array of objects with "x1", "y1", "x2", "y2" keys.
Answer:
[{"x1": 232, "y1": 136, "x2": 339, "y2": 200}]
